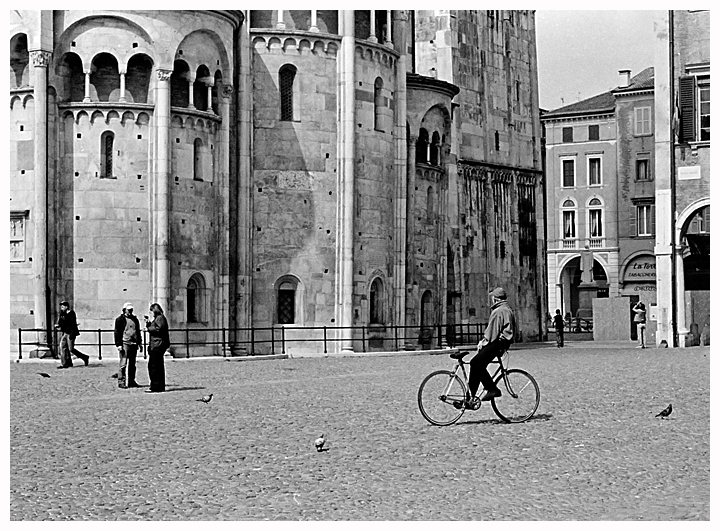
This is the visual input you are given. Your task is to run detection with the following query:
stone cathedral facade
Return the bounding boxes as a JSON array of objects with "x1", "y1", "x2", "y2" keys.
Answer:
[{"x1": 9, "y1": 10, "x2": 546, "y2": 355}]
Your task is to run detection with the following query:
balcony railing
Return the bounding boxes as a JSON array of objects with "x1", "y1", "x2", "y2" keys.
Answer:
[
  {"x1": 562, "y1": 238, "x2": 578, "y2": 250},
  {"x1": 587, "y1": 237, "x2": 605, "y2": 249}
]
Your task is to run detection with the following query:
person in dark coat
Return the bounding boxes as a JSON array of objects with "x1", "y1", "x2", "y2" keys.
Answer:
[
  {"x1": 144, "y1": 303, "x2": 170, "y2": 393},
  {"x1": 114, "y1": 302, "x2": 142, "y2": 388},
  {"x1": 55, "y1": 300, "x2": 89, "y2": 368},
  {"x1": 553, "y1": 309, "x2": 565, "y2": 348}
]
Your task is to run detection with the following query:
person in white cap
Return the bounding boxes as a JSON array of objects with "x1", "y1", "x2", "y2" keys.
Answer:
[
  {"x1": 113, "y1": 302, "x2": 142, "y2": 389},
  {"x1": 464, "y1": 287, "x2": 516, "y2": 408}
]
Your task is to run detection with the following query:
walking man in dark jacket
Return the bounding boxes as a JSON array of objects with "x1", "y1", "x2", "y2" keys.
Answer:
[
  {"x1": 465, "y1": 287, "x2": 516, "y2": 408},
  {"x1": 55, "y1": 301, "x2": 89, "y2": 368},
  {"x1": 114, "y1": 302, "x2": 142, "y2": 388}
]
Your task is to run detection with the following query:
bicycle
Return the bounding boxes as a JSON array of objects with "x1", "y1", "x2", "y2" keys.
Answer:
[{"x1": 417, "y1": 348, "x2": 540, "y2": 426}]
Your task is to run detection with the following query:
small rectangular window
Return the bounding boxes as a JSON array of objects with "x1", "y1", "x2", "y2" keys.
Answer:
[
  {"x1": 562, "y1": 159, "x2": 575, "y2": 187},
  {"x1": 637, "y1": 205, "x2": 654, "y2": 236},
  {"x1": 562, "y1": 127, "x2": 573, "y2": 143},
  {"x1": 588, "y1": 124, "x2": 599, "y2": 141},
  {"x1": 636, "y1": 159, "x2": 651, "y2": 181},
  {"x1": 588, "y1": 157, "x2": 601, "y2": 186},
  {"x1": 635, "y1": 106, "x2": 652, "y2": 135},
  {"x1": 10, "y1": 214, "x2": 26, "y2": 262}
]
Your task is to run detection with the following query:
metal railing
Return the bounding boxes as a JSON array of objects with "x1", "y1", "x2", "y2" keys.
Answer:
[{"x1": 16, "y1": 322, "x2": 487, "y2": 360}]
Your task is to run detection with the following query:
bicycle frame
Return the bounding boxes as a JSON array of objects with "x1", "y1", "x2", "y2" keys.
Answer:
[{"x1": 447, "y1": 353, "x2": 519, "y2": 399}]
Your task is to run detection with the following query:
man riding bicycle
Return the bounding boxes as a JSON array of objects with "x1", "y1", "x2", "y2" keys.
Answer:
[{"x1": 465, "y1": 287, "x2": 516, "y2": 408}]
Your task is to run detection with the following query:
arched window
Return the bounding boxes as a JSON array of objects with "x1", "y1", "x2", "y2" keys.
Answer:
[
  {"x1": 430, "y1": 132, "x2": 440, "y2": 165},
  {"x1": 279, "y1": 65, "x2": 297, "y2": 121},
  {"x1": 427, "y1": 186, "x2": 434, "y2": 218},
  {"x1": 193, "y1": 138, "x2": 203, "y2": 181},
  {"x1": 187, "y1": 273, "x2": 207, "y2": 323},
  {"x1": 90, "y1": 53, "x2": 120, "y2": 102},
  {"x1": 369, "y1": 278, "x2": 384, "y2": 324},
  {"x1": 10, "y1": 34, "x2": 29, "y2": 89},
  {"x1": 100, "y1": 131, "x2": 115, "y2": 178},
  {"x1": 416, "y1": 128, "x2": 429, "y2": 163},
  {"x1": 125, "y1": 54, "x2": 153, "y2": 104},
  {"x1": 588, "y1": 197, "x2": 604, "y2": 240},
  {"x1": 171, "y1": 60, "x2": 190, "y2": 108},
  {"x1": 194, "y1": 65, "x2": 210, "y2": 111},
  {"x1": 561, "y1": 199, "x2": 577, "y2": 245},
  {"x1": 277, "y1": 279, "x2": 297, "y2": 324},
  {"x1": 374, "y1": 77, "x2": 383, "y2": 131}
]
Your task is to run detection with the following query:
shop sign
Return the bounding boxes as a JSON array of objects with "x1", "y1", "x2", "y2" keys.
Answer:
[{"x1": 624, "y1": 256, "x2": 657, "y2": 282}]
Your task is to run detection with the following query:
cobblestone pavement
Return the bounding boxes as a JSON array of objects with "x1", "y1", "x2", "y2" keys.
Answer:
[{"x1": 10, "y1": 345, "x2": 710, "y2": 520}]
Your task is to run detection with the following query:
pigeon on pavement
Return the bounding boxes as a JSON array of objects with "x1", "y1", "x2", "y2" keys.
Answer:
[
  {"x1": 38, "y1": 372, "x2": 51, "y2": 378},
  {"x1": 655, "y1": 404, "x2": 672, "y2": 419},
  {"x1": 314, "y1": 434, "x2": 326, "y2": 452},
  {"x1": 197, "y1": 394, "x2": 213, "y2": 404}
]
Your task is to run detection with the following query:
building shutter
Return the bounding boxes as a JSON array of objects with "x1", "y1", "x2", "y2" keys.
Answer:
[
  {"x1": 650, "y1": 205, "x2": 656, "y2": 236},
  {"x1": 678, "y1": 76, "x2": 696, "y2": 143},
  {"x1": 629, "y1": 207, "x2": 637, "y2": 237}
]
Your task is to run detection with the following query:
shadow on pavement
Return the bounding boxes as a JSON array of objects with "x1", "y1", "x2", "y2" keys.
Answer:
[
  {"x1": 457, "y1": 413, "x2": 554, "y2": 426},
  {"x1": 163, "y1": 386, "x2": 206, "y2": 393}
]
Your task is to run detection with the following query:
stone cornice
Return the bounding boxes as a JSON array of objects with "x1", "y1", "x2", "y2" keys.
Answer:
[{"x1": 406, "y1": 73, "x2": 460, "y2": 99}]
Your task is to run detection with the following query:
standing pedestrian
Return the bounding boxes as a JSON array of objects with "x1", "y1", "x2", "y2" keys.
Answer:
[
  {"x1": 114, "y1": 302, "x2": 142, "y2": 388},
  {"x1": 55, "y1": 301, "x2": 89, "y2": 368},
  {"x1": 633, "y1": 302, "x2": 647, "y2": 348},
  {"x1": 553, "y1": 309, "x2": 565, "y2": 348},
  {"x1": 145, "y1": 303, "x2": 170, "y2": 393}
]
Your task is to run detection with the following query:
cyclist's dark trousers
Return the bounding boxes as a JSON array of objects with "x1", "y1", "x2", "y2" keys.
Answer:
[{"x1": 468, "y1": 338, "x2": 511, "y2": 397}]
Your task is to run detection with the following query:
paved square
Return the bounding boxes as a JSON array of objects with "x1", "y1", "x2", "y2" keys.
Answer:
[{"x1": 10, "y1": 345, "x2": 710, "y2": 520}]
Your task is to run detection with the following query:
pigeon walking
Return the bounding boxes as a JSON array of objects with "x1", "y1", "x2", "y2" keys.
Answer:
[
  {"x1": 655, "y1": 404, "x2": 672, "y2": 419},
  {"x1": 314, "y1": 434, "x2": 326, "y2": 452},
  {"x1": 38, "y1": 372, "x2": 51, "y2": 378},
  {"x1": 197, "y1": 394, "x2": 213, "y2": 404}
]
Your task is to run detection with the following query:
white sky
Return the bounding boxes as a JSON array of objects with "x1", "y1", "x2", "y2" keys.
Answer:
[{"x1": 535, "y1": 10, "x2": 660, "y2": 111}]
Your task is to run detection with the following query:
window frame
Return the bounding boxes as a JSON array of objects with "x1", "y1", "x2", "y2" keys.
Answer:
[
  {"x1": 587, "y1": 155, "x2": 602, "y2": 186},
  {"x1": 587, "y1": 198, "x2": 604, "y2": 239},
  {"x1": 561, "y1": 157, "x2": 576, "y2": 188},
  {"x1": 636, "y1": 158, "x2": 651, "y2": 182},
  {"x1": 637, "y1": 204, "x2": 654, "y2": 237},
  {"x1": 561, "y1": 199, "x2": 577, "y2": 241},
  {"x1": 634, "y1": 106, "x2": 652, "y2": 136},
  {"x1": 562, "y1": 126, "x2": 573, "y2": 143},
  {"x1": 279, "y1": 64, "x2": 297, "y2": 122},
  {"x1": 698, "y1": 76, "x2": 710, "y2": 142},
  {"x1": 588, "y1": 124, "x2": 600, "y2": 141},
  {"x1": 100, "y1": 130, "x2": 115, "y2": 179},
  {"x1": 10, "y1": 211, "x2": 27, "y2": 262},
  {"x1": 369, "y1": 277, "x2": 384, "y2": 325},
  {"x1": 186, "y1": 273, "x2": 207, "y2": 324}
]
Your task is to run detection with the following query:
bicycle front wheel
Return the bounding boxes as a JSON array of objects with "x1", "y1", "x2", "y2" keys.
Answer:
[
  {"x1": 491, "y1": 369, "x2": 540, "y2": 423},
  {"x1": 418, "y1": 370, "x2": 468, "y2": 426}
]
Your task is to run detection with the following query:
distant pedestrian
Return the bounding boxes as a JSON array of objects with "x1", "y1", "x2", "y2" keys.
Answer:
[
  {"x1": 145, "y1": 303, "x2": 170, "y2": 393},
  {"x1": 553, "y1": 309, "x2": 564, "y2": 348},
  {"x1": 55, "y1": 301, "x2": 89, "y2": 368},
  {"x1": 633, "y1": 302, "x2": 647, "y2": 348},
  {"x1": 114, "y1": 302, "x2": 142, "y2": 388}
]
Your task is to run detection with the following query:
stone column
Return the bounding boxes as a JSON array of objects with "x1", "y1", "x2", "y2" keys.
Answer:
[
  {"x1": 674, "y1": 246, "x2": 688, "y2": 347},
  {"x1": 217, "y1": 83, "x2": 233, "y2": 353},
  {"x1": 369, "y1": 11, "x2": 378, "y2": 43},
  {"x1": 30, "y1": 49, "x2": 52, "y2": 355},
  {"x1": 393, "y1": 10, "x2": 408, "y2": 334},
  {"x1": 154, "y1": 68, "x2": 172, "y2": 314},
  {"x1": 83, "y1": 71, "x2": 91, "y2": 102},
  {"x1": 187, "y1": 75, "x2": 195, "y2": 109},
  {"x1": 385, "y1": 11, "x2": 393, "y2": 45},
  {"x1": 206, "y1": 82, "x2": 214, "y2": 114},
  {"x1": 310, "y1": 10, "x2": 319, "y2": 32},
  {"x1": 653, "y1": 11, "x2": 674, "y2": 347},
  {"x1": 119, "y1": 71, "x2": 126, "y2": 102},
  {"x1": 336, "y1": 10, "x2": 356, "y2": 352},
  {"x1": 276, "y1": 10, "x2": 286, "y2": 30}
]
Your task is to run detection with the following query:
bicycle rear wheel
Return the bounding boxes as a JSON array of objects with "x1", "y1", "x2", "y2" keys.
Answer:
[
  {"x1": 491, "y1": 369, "x2": 540, "y2": 423},
  {"x1": 417, "y1": 370, "x2": 468, "y2": 426}
]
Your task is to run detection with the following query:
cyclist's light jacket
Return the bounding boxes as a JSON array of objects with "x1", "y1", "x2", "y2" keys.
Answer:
[{"x1": 483, "y1": 300, "x2": 516, "y2": 343}]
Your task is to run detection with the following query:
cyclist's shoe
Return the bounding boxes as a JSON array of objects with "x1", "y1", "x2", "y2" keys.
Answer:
[
  {"x1": 452, "y1": 400, "x2": 465, "y2": 410},
  {"x1": 465, "y1": 397, "x2": 481, "y2": 410},
  {"x1": 480, "y1": 388, "x2": 502, "y2": 401}
]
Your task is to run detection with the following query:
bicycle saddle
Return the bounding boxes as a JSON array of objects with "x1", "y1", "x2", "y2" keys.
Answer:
[{"x1": 449, "y1": 350, "x2": 470, "y2": 360}]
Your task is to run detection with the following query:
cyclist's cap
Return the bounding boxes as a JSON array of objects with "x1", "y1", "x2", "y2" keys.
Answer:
[
  {"x1": 123, "y1": 302, "x2": 134, "y2": 310},
  {"x1": 489, "y1": 287, "x2": 507, "y2": 299}
]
